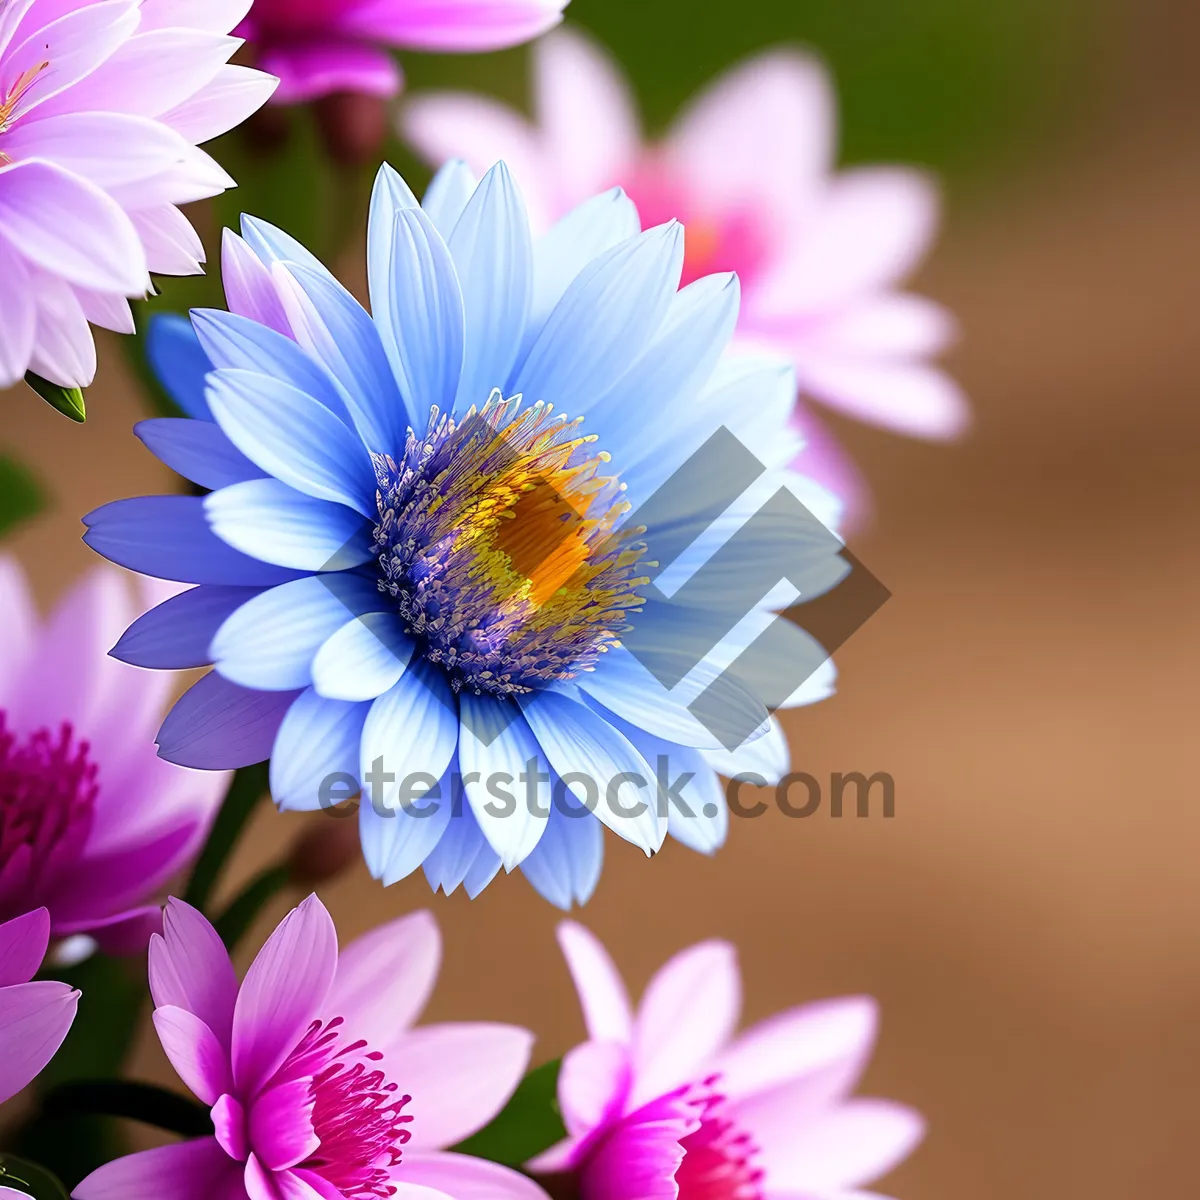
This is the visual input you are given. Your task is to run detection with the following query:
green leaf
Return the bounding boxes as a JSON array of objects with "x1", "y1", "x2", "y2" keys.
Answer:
[
  {"x1": 0, "y1": 455, "x2": 46, "y2": 538},
  {"x1": 23, "y1": 373, "x2": 84, "y2": 422},
  {"x1": 0, "y1": 1155, "x2": 70, "y2": 1200},
  {"x1": 452, "y1": 1058, "x2": 567, "y2": 1166}
]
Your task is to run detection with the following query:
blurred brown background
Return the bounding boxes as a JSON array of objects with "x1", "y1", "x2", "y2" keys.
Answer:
[{"x1": 3, "y1": 0, "x2": 1200, "y2": 1196}]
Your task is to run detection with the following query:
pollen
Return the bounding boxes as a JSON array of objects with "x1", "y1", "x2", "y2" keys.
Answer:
[
  {"x1": 0, "y1": 60, "x2": 49, "y2": 143},
  {"x1": 372, "y1": 390, "x2": 648, "y2": 696}
]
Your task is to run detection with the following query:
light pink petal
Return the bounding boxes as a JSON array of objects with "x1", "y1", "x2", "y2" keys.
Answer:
[
  {"x1": 76, "y1": 285, "x2": 137, "y2": 334},
  {"x1": 249, "y1": 1079, "x2": 319, "y2": 1171},
  {"x1": 0, "y1": 908, "x2": 49, "y2": 987},
  {"x1": 222, "y1": 229, "x2": 293, "y2": 336},
  {"x1": 106, "y1": 142, "x2": 234, "y2": 210},
  {"x1": 755, "y1": 1099, "x2": 925, "y2": 1191},
  {"x1": 137, "y1": 0, "x2": 253, "y2": 35},
  {"x1": 0, "y1": 159, "x2": 146, "y2": 293},
  {"x1": 578, "y1": 1089, "x2": 697, "y2": 1200},
  {"x1": 796, "y1": 355, "x2": 969, "y2": 439},
  {"x1": 74, "y1": 1138, "x2": 246, "y2": 1200},
  {"x1": 785, "y1": 401, "x2": 870, "y2": 534},
  {"x1": 259, "y1": 42, "x2": 400, "y2": 105},
  {"x1": 213, "y1": 1092, "x2": 249, "y2": 1160},
  {"x1": 715, "y1": 996, "x2": 878, "y2": 1106},
  {"x1": 392, "y1": 1023, "x2": 534, "y2": 1151},
  {"x1": 0, "y1": 979, "x2": 79, "y2": 1104},
  {"x1": 402, "y1": 1152, "x2": 554, "y2": 1200},
  {"x1": 326, "y1": 909, "x2": 441, "y2": 1052},
  {"x1": 132, "y1": 205, "x2": 206, "y2": 275},
  {"x1": 160, "y1": 63, "x2": 278, "y2": 144},
  {"x1": 343, "y1": 0, "x2": 565, "y2": 52},
  {"x1": 55, "y1": 905, "x2": 163, "y2": 956},
  {"x1": 801, "y1": 293, "x2": 956, "y2": 360},
  {"x1": 556, "y1": 922, "x2": 634, "y2": 1044},
  {"x1": 0, "y1": 557, "x2": 36, "y2": 706},
  {"x1": 533, "y1": 29, "x2": 639, "y2": 205},
  {"x1": 755, "y1": 168, "x2": 940, "y2": 317},
  {"x1": 402, "y1": 94, "x2": 552, "y2": 231},
  {"x1": 667, "y1": 48, "x2": 834, "y2": 218},
  {"x1": 275, "y1": 1171, "x2": 345, "y2": 1200},
  {"x1": 148, "y1": 898, "x2": 239, "y2": 1049},
  {"x1": 153, "y1": 1005, "x2": 232, "y2": 1106},
  {"x1": 0, "y1": 235, "x2": 36, "y2": 387},
  {"x1": 558, "y1": 1039, "x2": 631, "y2": 1140},
  {"x1": 232, "y1": 895, "x2": 338, "y2": 1094},
  {"x1": 27, "y1": 266, "x2": 97, "y2": 387},
  {"x1": 245, "y1": 1154, "x2": 279, "y2": 1200},
  {"x1": 630, "y1": 941, "x2": 740, "y2": 1107}
]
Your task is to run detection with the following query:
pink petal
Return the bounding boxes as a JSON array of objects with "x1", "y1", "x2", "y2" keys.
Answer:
[
  {"x1": 148, "y1": 898, "x2": 239, "y2": 1050},
  {"x1": 249, "y1": 1079, "x2": 319, "y2": 1171},
  {"x1": 76, "y1": 285, "x2": 137, "y2": 334},
  {"x1": 55, "y1": 906, "x2": 163, "y2": 956},
  {"x1": 755, "y1": 168, "x2": 940, "y2": 317},
  {"x1": 74, "y1": 1138, "x2": 246, "y2": 1200},
  {"x1": 667, "y1": 48, "x2": 834, "y2": 218},
  {"x1": 27, "y1": 265, "x2": 97, "y2": 387},
  {"x1": 245, "y1": 1154, "x2": 280, "y2": 1200},
  {"x1": 153, "y1": 1005, "x2": 233, "y2": 1106},
  {"x1": 326, "y1": 909, "x2": 441, "y2": 1053},
  {"x1": 222, "y1": 229, "x2": 294, "y2": 336},
  {"x1": 392, "y1": 1023, "x2": 534, "y2": 1152},
  {"x1": 801, "y1": 293, "x2": 956, "y2": 360},
  {"x1": 402, "y1": 1151, "x2": 554, "y2": 1200},
  {"x1": 0, "y1": 908, "x2": 50, "y2": 986},
  {"x1": 558, "y1": 1040, "x2": 631, "y2": 1140},
  {"x1": 160, "y1": 63, "x2": 279, "y2": 144},
  {"x1": 259, "y1": 42, "x2": 400, "y2": 105},
  {"x1": 0, "y1": 159, "x2": 146, "y2": 293},
  {"x1": 788, "y1": 401, "x2": 871, "y2": 534},
  {"x1": 0, "y1": 556, "x2": 36, "y2": 704},
  {"x1": 0, "y1": 235, "x2": 35, "y2": 387},
  {"x1": 136, "y1": 0, "x2": 253, "y2": 35},
  {"x1": 232, "y1": 895, "x2": 338, "y2": 1094},
  {"x1": 796, "y1": 355, "x2": 970, "y2": 439},
  {"x1": 578, "y1": 1089, "x2": 697, "y2": 1200},
  {"x1": 342, "y1": 0, "x2": 566, "y2": 52},
  {"x1": 533, "y1": 29, "x2": 639, "y2": 206},
  {"x1": 133, "y1": 205, "x2": 206, "y2": 275},
  {"x1": 753, "y1": 1098, "x2": 925, "y2": 1191},
  {"x1": 0, "y1": 979, "x2": 79, "y2": 1104},
  {"x1": 213, "y1": 1092, "x2": 249, "y2": 1161},
  {"x1": 275, "y1": 1171, "x2": 346, "y2": 1200},
  {"x1": 556, "y1": 922, "x2": 634, "y2": 1044},
  {"x1": 630, "y1": 941, "x2": 740, "y2": 1107}
]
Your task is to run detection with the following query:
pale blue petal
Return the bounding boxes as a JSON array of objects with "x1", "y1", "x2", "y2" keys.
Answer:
[
  {"x1": 359, "y1": 763, "x2": 453, "y2": 886},
  {"x1": 205, "y1": 368, "x2": 375, "y2": 517},
  {"x1": 372, "y1": 204, "x2": 465, "y2": 422},
  {"x1": 448, "y1": 162, "x2": 532, "y2": 415},
  {"x1": 281, "y1": 262, "x2": 410, "y2": 453},
  {"x1": 205, "y1": 479, "x2": 374, "y2": 572},
  {"x1": 523, "y1": 187, "x2": 641, "y2": 359},
  {"x1": 463, "y1": 839, "x2": 504, "y2": 897},
  {"x1": 422, "y1": 159, "x2": 477, "y2": 237},
  {"x1": 211, "y1": 574, "x2": 386, "y2": 692},
  {"x1": 422, "y1": 799, "x2": 501, "y2": 898},
  {"x1": 146, "y1": 313, "x2": 211, "y2": 420},
  {"x1": 310, "y1": 612, "x2": 415, "y2": 702},
  {"x1": 367, "y1": 164, "x2": 419, "y2": 380},
  {"x1": 457, "y1": 693, "x2": 550, "y2": 870},
  {"x1": 83, "y1": 496, "x2": 301, "y2": 586},
  {"x1": 702, "y1": 717, "x2": 790, "y2": 785},
  {"x1": 191, "y1": 308, "x2": 351, "y2": 423},
  {"x1": 270, "y1": 687, "x2": 370, "y2": 813},
  {"x1": 135, "y1": 417, "x2": 264, "y2": 490},
  {"x1": 518, "y1": 690, "x2": 663, "y2": 854},
  {"x1": 157, "y1": 672, "x2": 301, "y2": 769},
  {"x1": 519, "y1": 800, "x2": 603, "y2": 911},
  {"x1": 511, "y1": 222, "x2": 684, "y2": 413},
  {"x1": 112, "y1": 584, "x2": 262, "y2": 669},
  {"x1": 359, "y1": 661, "x2": 459, "y2": 820},
  {"x1": 240, "y1": 214, "x2": 329, "y2": 275}
]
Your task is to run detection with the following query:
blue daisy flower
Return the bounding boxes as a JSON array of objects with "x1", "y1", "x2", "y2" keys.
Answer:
[{"x1": 85, "y1": 161, "x2": 846, "y2": 908}]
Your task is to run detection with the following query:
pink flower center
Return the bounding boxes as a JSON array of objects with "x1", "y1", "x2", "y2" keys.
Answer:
[
  {"x1": 0, "y1": 712, "x2": 97, "y2": 916},
  {"x1": 624, "y1": 163, "x2": 773, "y2": 291},
  {"x1": 675, "y1": 1087, "x2": 765, "y2": 1200},
  {"x1": 286, "y1": 1018, "x2": 415, "y2": 1199}
]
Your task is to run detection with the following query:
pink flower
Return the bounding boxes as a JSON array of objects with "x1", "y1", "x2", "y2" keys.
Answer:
[
  {"x1": 0, "y1": 557, "x2": 226, "y2": 953},
  {"x1": 238, "y1": 0, "x2": 569, "y2": 105},
  {"x1": 0, "y1": 0, "x2": 277, "y2": 391},
  {"x1": 75, "y1": 896, "x2": 548, "y2": 1200},
  {"x1": 404, "y1": 30, "x2": 969, "y2": 525},
  {"x1": 531, "y1": 922, "x2": 925, "y2": 1200},
  {"x1": 0, "y1": 908, "x2": 79, "y2": 1108}
]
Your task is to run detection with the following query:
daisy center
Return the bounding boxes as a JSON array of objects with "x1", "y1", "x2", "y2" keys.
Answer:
[
  {"x1": 372, "y1": 391, "x2": 648, "y2": 696},
  {"x1": 675, "y1": 1087, "x2": 765, "y2": 1200},
  {"x1": 0, "y1": 712, "x2": 97, "y2": 917}
]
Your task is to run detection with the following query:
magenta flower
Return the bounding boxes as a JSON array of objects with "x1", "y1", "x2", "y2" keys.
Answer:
[
  {"x1": 0, "y1": 0, "x2": 277, "y2": 391},
  {"x1": 404, "y1": 30, "x2": 968, "y2": 524},
  {"x1": 531, "y1": 922, "x2": 925, "y2": 1200},
  {"x1": 0, "y1": 557, "x2": 226, "y2": 953},
  {"x1": 0, "y1": 908, "x2": 79, "y2": 1109},
  {"x1": 76, "y1": 896, "x2": 548, "y2": 1200},
  {"x1": 237, "y1": 0, "x2": 569, "y2": 105}
]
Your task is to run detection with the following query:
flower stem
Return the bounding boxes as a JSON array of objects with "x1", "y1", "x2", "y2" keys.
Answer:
[{"x1": 41, "y1": 1082, "x2": 212, "y2": 1138}]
